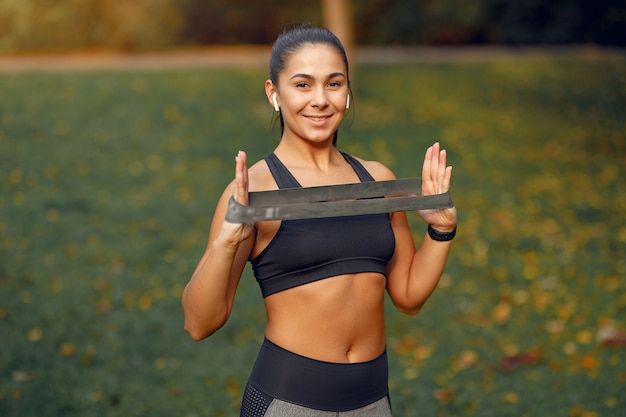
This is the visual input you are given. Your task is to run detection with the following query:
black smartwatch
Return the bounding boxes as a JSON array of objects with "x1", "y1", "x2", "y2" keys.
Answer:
[{"x1": 427, "y1": 224, "x2": 457, "y2": 242}]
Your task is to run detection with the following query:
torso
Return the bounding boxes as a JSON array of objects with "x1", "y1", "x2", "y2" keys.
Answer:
[
  {"x1": 263, "y1": 272, "x2": 387, "y2": 363},
  {"x1": 246, "y1": 150, "x2": 394, "y2": 363}
]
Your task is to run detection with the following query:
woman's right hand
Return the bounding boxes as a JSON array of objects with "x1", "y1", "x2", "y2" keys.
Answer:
[
  {"x1": 183, "y1": 150, "x2": 254, "y2": 339},
  {"x1": 219, "y1": 151, "x2": 255, "y2": 246}
]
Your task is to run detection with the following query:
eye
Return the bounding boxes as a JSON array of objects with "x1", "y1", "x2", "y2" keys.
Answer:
[
  {"x1": 328, "y1": 80, "x2": 342, "y2": 88},
  {"x1": 295, "y1": 82, "x2": 309, "y2": 88}
]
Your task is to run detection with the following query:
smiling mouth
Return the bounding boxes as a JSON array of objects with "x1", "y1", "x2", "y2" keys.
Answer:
[{"x1": 306, "y1": 116, "x2": 330, "y2": 121}]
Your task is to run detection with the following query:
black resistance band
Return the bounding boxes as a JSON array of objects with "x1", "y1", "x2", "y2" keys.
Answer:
[{"x1": 225, "y1": 178, "x2": 453, "y2": 223}]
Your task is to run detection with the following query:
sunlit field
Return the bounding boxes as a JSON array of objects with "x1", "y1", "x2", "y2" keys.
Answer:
[{"x1": 1, "y1": 55, "x2": 625, "y2": 416}]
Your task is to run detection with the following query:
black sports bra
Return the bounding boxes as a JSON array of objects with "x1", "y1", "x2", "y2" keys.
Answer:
[{"x1": 251, "y1": 152, "x2": 395, "y2": 298}]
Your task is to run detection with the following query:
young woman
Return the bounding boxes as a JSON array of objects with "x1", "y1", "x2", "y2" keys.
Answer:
[{"x1": 182, "y1": 24, "x2": 457, "y2": 416}]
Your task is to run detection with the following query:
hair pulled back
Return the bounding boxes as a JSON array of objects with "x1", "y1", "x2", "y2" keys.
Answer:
[{"x1": 269, "y1": 24, "x2": 351, "y2": 146}]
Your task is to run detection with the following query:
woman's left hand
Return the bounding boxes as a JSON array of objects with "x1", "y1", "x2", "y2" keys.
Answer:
[{"x1": 418, "y1": 142, "x2": 457, "y2": 231}]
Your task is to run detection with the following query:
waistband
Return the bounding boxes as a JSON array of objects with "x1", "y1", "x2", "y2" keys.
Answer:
[{"x1": 248, "y1": 338, "x2": 389, "y2": 412}]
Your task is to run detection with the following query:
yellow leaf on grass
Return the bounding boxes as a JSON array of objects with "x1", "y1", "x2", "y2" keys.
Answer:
[
  {"x1": 523, "y1": 251, "x2": 538, "y2": 280},
  {"x1": 27, "y1": 327, "x2": 42, "y2": 342},
  {"x1": 581, "y1": 355, "x2": 598, "y2": 371},
  {"x1": 576, "y1": 330, "x2": 593, "y2": 344},
  {"x1": 139, "y1": 294, "x2": 153, "y2": 311},
  {"x1": 493, "y1": 300, "x2": 512, "y2": 325},
  {"x1": 503, "y1": 392, "x2": 520, "y2": 403},
  {"x1": 226, "y1": 378, "x2": 240, "y2": 397},
  {"x1": 46, "y1": 208, "x2": 59, "y2": 222},
  {"x1": 415, "y1": 345, "x2": 434, "y2": 361},
  {"x1": 59, "y1": 342, "x2": 75, "y2": 357},
  {"x1": 455, "y1": 350, "x2": 478, "y2": 370},
  {"x1": 9, "y1": 168, "x2": 23, "y2": 185},
  {"x1": 534, "y1": 291, "x2": 550, "y2": 312},
  {"x1": 434, "y1": 386, "x2": 457, "y2": 404},
  {"x1": 546, "y1": 320, "x2": 564, "y2": 335},
  {"x1": 155, "y1": 357, "x2": 167, "y2": 369}
]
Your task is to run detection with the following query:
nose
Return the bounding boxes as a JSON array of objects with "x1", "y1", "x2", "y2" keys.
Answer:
[{"x1": 311, "y1": 86, "x2": 328, "y2": 108}]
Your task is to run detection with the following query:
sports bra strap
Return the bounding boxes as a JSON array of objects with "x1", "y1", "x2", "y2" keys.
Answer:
[
  {"x1": 265, "y1": 153, "x2": 301, "y2": 189},
  {"x1": 341, "y1": 152, "x2": 375, "y2": 183},
  {"x1": 264, "y1": 152, "x2": 374, "y2": 190}
]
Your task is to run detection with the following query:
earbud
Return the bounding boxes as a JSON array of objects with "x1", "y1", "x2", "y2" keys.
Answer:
[
  {"x1": 272, "y1": 93, "x2": 280, "y2": 112},
  {"x1": 346, "y1": 94, "x2": 350, "y2": 110}
]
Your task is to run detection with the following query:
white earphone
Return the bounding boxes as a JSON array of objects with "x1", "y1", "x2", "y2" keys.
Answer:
[
  {"x1": 346, "y1": 94, "x2": 350, "y2": 110},
  {"x1": 272, "y1": 93, "x2": 280, "y2": 112}
]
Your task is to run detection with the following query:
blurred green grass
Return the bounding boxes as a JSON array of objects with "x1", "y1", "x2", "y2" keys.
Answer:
[{"x1": 1, "y1": 56, "x2": 625, "y2": 417}]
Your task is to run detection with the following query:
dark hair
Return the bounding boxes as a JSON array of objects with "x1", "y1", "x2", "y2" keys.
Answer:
[{"x1": 270, "y1": 24, "x2": 351, "y2": 146}]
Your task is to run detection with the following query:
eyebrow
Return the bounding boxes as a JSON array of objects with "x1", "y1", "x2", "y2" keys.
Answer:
[{"x1": 289, "y1": 72, "x2": 346, "y2": 80}]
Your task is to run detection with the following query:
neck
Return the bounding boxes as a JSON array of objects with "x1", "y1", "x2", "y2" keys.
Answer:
[{"x1": 274, "y1": 140, "x2": 341, "y2": 172}]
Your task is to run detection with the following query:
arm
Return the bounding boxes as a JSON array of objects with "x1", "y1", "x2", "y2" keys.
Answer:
[
  {"x1": 386, "y1": 142, "x2": 457, "y2": 314},
  {"x1": 181, "y1": 151, "x2": 255, "y2": 340}
]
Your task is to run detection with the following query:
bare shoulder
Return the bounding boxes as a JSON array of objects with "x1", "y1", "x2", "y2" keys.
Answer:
[
  {"x1": 350, "y1": 155, "x2": 397, "y2": 181},
  {"x1": 247, "y1": 158, "x2": 277, "y2": 192}
]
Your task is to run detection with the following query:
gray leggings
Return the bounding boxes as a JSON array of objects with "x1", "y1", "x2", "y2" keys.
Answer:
[{"x1": 260, "y1": 396, "x2": 393, "y2": 417}]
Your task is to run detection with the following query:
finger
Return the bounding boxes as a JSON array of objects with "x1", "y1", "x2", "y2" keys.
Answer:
[
  {"x1": 422, "y1": 144, "x2": 433, "y2": 180},
  {"x1": 234, "y1": 151, "x2": 249, "y2": 205},
  {"x1": 430, "y1": 142, "x2": 440, "y2": 186},
  {"x1": 438, "y1": 148, "x2": 447, "y2": 186},
  {"x1": 443, "y1": 166, "x2": 452, "y2": 191}
]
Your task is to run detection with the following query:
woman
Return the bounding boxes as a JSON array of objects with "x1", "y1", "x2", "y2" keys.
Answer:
[{"x1": 182, "y1": 25, "x2": 457, "y2": 416}]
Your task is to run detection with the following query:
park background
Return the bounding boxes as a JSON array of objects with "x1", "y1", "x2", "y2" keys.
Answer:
[{"x1": 1, "y1": 1, "x2": 625, "y2": 416}]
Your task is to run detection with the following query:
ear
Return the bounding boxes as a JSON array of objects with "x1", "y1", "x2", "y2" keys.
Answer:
[{"x1": 265, "y1": 80, "x2": 279, "y2": 112}]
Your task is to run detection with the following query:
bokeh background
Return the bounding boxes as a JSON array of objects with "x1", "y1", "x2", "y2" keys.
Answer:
[
  {"x1": 1, "y1": 0, "x2": 625, "y2": 52},
  {"x1": 1, "y1": 1, "x2": 625, "y2": 417}
]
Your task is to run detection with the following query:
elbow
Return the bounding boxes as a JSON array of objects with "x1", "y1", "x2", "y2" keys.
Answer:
[
  {"x1": 184, "y1": 320, "x2": 224, "y2": 341},
  {"x1": 393, "y1": 300, "x2": 424, "y2": 316},
  {"x1": 184, "y1": 324, "x2": 213, "y2": 341},
  {"x1": 391, "y1": 290, "x2": 431, "y2": 315},
  {"x1": 183, "y1": 311, "x2": 229, "y2": 341},
  {"x1": 396, "y1": 305, "x2": 422, "y2": 316}
]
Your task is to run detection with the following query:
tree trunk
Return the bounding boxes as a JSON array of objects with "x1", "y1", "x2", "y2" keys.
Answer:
[{"x1": 321, "y1": 0, "x2": 354, "y2": 65}]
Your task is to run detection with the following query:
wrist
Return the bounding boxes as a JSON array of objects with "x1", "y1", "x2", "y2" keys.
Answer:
[
  {"x1": 214, "y1": 231, "x2": 243, "y2": 252},
  {"x1": 429, "y1": 223, "x2": 456, "y2": 233},
  {"x1": 427, "y1": 224, "x2": 457, "y2": 241}
]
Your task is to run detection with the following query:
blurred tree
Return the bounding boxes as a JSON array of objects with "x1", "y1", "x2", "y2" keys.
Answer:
[
  {"x1": 0, "y1": 0, "x2": 95, "y2": 51},
  {"x1": 180, "y1": 0, "x2": 321, "y2": 45},
  {"x1": 322, "y1": 0, "x2": 354, "y2": 64},
  {"x1": 351, "y1": 0, "x2": 626, "y2": 46},
  {"x1": 0, "y1": 0, "x2": 624, "y2": 53},
  {"x1": 92, "y1": 0, "x2": 184, "y2": 50},
  {"x1": 577, "y1": 0, "x2": 626, "y2": 45},
  {"x1": 352, "y1": 0, "x2": 488, "y2": 44},
  {"x1": 0, "y1": 0, "x2": 183, "y2": 52},
  {"x1": 322, "y1": 0, "x2": 353, "y2": 49},
  {"x1": 479, "y1": 0, "x2": 587, "y2": 44}
]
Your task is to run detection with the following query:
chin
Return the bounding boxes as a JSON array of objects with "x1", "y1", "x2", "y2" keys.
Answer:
[{"x1": 306, "y1": 132, "x2": 336, "y2": 144}]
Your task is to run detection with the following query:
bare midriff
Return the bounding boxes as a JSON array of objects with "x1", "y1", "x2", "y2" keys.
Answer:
[{"x1": 263, "y1": 272, "x2": 387, "y2": 364}]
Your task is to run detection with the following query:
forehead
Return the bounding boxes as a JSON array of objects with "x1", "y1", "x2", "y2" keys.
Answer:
[{"x1": 281, "y1": 43, "x2": 346, "y2": 77}]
